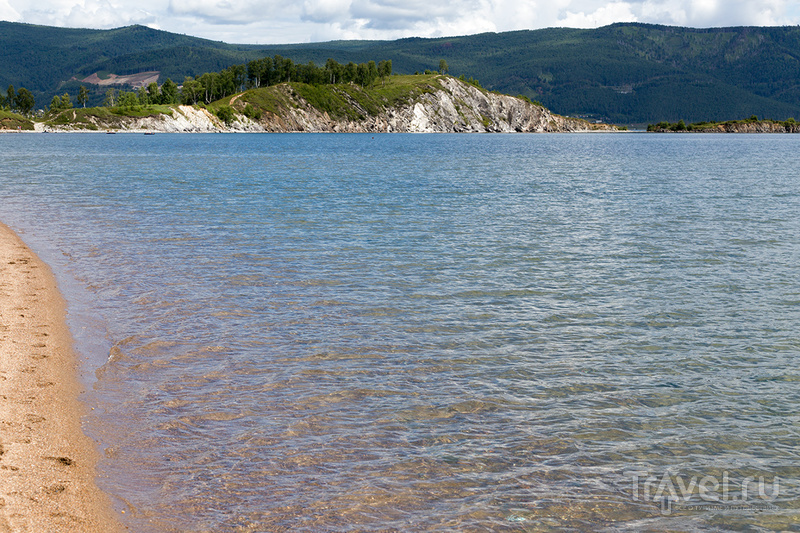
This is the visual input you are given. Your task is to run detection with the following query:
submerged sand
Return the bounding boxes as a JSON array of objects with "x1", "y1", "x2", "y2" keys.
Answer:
[{"x1": 0, "y1": 223, "x2": 120, "y2": 532}]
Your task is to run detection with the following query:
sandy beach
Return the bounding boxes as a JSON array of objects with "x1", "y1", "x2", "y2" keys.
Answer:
[{"x1": 0, "y1": 223, "x2": 120, "y2": 532}]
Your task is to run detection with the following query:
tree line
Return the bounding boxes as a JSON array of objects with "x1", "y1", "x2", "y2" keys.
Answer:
[
  {"x1": 180, "y1": 56, "x2": 393, "y2": 105},
  {"x1": 93, "y1": 56, "x2": 394, "y2": 109},
  {"x1": 1, "y1": 85, "x2": 35, "y2": 114},
  {"x1": 100, "y1": 79, "x2": 181, "y2": 108}
]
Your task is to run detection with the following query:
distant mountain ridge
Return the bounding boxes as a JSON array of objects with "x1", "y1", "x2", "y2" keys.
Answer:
[{"x1": 2, "y1": 21, "x2": 800, "y2": 124}]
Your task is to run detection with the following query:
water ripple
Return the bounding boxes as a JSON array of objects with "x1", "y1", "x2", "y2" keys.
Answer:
[{"x1": 1, "y1": 133, "x2": 800, "y2": 531}]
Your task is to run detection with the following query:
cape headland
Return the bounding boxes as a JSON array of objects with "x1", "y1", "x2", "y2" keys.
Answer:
[{"x1": 19, "y1": 75, "x2": 618, "y2": 134}]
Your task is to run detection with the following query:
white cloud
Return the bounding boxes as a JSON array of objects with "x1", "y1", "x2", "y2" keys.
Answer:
[
  {"x1": 639, "y1": 1, "x2": 687, "y2": 26},
  {"x1": 351, "y1": 0, "x2": 478, "y2": 28},
  {"x1": 605, "y1": 0, "x2": 796, "y2": 28},
  {"x1": 14, "y1": 0, "x2": 158, "y2": 28},
  {"x1": 301, "y1": 0, "x2": 351, "y2": 24},
  {"x1": 481, "y1": 0, "x2": 568, "y2": 31},
  {"x1": 0, "y1": 0, "x2": 20, "y2": 20},
  {"x1": 3, "y1": 0, "x2": 800, "y2": 43},
  {"x1": 560, "y1": 1, "x2": 637, "y2": 28},
  {"x1": 64, "y1": 0, "x2": 155, "y2": 27},
  {"x1": 167, "y1": 0, "x2": 298, "y2": 25}
]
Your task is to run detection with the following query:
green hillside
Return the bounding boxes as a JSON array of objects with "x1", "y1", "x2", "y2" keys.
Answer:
[
  {"x1": 0, "y1": 22, "x2": 265, "y2": 107},
  {"x1": 2, "y1": 21, "x2": 800, "y2": 124}
]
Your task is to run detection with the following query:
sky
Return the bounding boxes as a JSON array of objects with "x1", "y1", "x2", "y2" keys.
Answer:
[{"x1": 1, "y1": 0, "x2": 799, "y2": 44}]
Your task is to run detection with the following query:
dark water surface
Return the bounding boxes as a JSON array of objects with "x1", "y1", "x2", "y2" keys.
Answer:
[{"x1": 1, "y1": 133, "x2": 800, "y2": 531}]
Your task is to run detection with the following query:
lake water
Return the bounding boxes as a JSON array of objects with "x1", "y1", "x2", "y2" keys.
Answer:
[{"x1": 1, "y1": 132, "x2": 800, "y2": 531}]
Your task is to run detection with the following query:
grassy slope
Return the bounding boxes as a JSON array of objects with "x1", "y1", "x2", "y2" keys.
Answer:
[
  {"x1": 214, "y1": 74, "x2": 447, "y2": 122},
  {"x1": 0, "y1": 110, "x2": 34, "y2": 130},
  {"x1": 41, "y1": 105, "x2": 176, "y2": 130}
]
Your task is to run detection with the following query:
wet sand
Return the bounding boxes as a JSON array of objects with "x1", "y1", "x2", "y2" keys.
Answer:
[{"x1": 0, "y1": 223, "x2": 120, "y2": 532}]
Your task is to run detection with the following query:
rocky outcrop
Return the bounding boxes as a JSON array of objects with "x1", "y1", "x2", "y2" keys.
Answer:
[
  {"x1": 132, "y1": 106, "x2": 229, "y2": 132},
  {"x1": 235, "y1": 77, "x2": 615, "y2": 133},
  {"x1": 705, "y1": 121, "x2": 800, "y2": 133}
]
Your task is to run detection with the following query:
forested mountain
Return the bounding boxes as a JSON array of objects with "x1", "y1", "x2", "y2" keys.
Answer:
[
  {"x1": 0, "y1": 22, "x2": 263, "y2": 106},
  {"x1": 3, "y1": 21, "x2": 800, "y2": 124}
]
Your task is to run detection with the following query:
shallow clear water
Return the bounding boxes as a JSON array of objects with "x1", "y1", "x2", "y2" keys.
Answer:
[{"x1": 2, "y1": 132, "x2": 800, "y2": 531}]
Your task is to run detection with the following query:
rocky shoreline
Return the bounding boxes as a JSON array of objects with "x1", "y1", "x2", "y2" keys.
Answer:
[{"x1": 647, "y1": 119, "x2": 800, "y2": 133}]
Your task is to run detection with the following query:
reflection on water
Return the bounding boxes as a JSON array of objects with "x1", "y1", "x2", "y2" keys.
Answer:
[{"x1": 2, "y1": 133, "x2": 800, "y2": 531}]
